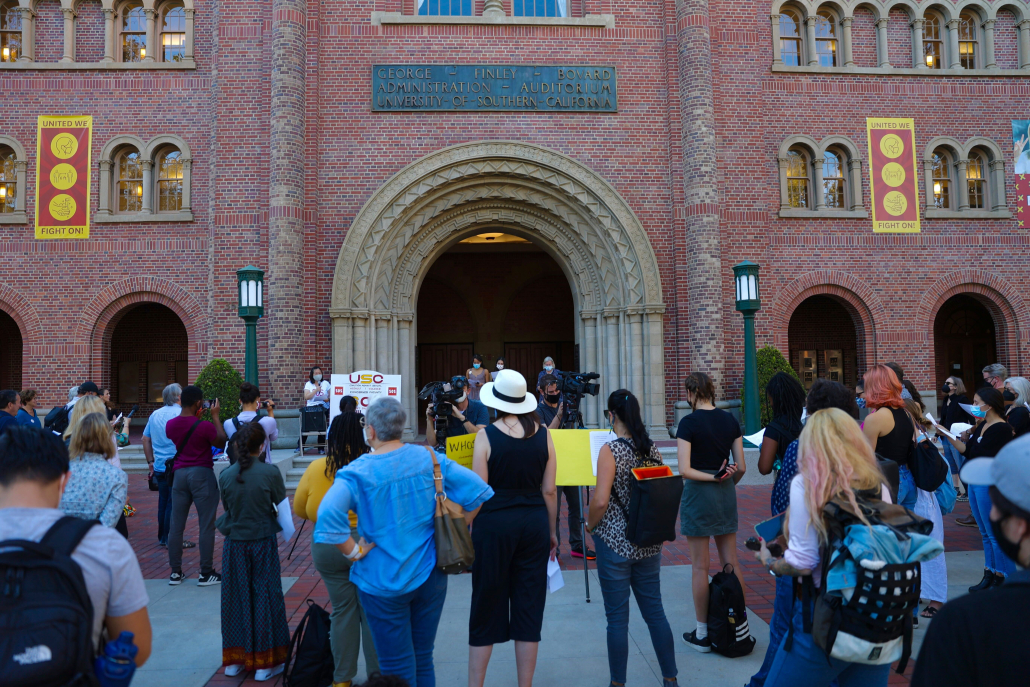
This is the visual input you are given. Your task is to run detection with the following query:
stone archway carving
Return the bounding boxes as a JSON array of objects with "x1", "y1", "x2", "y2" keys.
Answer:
[{"x1": 331, "y1": 141, "x2": 666, "y2": 437}]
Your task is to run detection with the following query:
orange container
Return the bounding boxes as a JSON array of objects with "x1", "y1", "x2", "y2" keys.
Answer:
[{"x1": 631, "y1": 465, "x2": 674, "y2": 481}]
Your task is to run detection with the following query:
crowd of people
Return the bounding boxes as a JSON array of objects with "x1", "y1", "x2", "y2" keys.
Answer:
[{"x1": 1, "y1": 354, "x2": 1030, "y2": 687}]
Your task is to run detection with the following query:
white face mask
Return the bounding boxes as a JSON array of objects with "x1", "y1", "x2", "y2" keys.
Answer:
[
  {"x1": 362, "y1": 426, "x2": 372, "y2": 446},
  {"x1": 496, "y1": 364, "x2": 504, "y2": 370},
  {"x1": 314, "y1": 374, "x2": 322, "y2": 382},
  {"x1": 456, "y1": 392, "x2": 467, "y2": 404}
]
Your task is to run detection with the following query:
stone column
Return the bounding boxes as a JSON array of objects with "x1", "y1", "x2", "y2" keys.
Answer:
[
  {"x1": 769, "y1": 14, "x2": 782, "y2": 67},
  {"x1": 812, "y1": 155, "x2": 826, "y2": 210},
  {"x1": 604, "y1": 311, "x2": 621, "y2": 394},
  {"x1": 922, "y1": 159, "x2": 936, "y2": 211},
  {"x1": 97, "y1": 159, "x2": 112, "y2": 216},
  {"x1": 875, "y1": 18, "x2": 890, "y2": 67},
  {"x1": 375, "y1": 316, "x2": 389, "y2": 372},
  {"x1": 185, "y1": 8, "x2": 195, "y2": 61},
  {"x1": 989, "y1": 160, "x2": 1007, "y2": 211},
  {"x1": 17, "y1": 8, "x2": 35, "y2": 62},
  {"x1": 848, "y1": 158, "x2": 863, "y2": 210},
  {"x1": 841, "y1": 16, "x2": 854, "y2": 67},
  {"x1": 332, "y1": 315, "x2": 353, "y2": 374},
  {"x1": 140, "y1": 159, "x2": 153, "y2": 213},
  {"x1": 678, "y1": 0, "x2": 726, "y2": 394},
  {"x1": 805, "y1": 16, "x2": 818, "y2": 65},
  {"x1": 582, "y1": 312, "x2": 599, "y2": 428},
  {"x1": 956, "y1": 159, "x2": 970, "y2": 210},
  {"x1": 778, "y1": 157, "x2": 791, "y2": 210},
  {"x1": 267, "y1": 0, "x2": 307, "y2": 403},
  {"x1": 983, "y1": 19, "x2": 997, "y2": 69},
  {"x1": 180, "y1": 158, "x2": 192, "y2": 212},
  {"x1": 911, "y1": 18, "x2": 926, "y2": 68},
  {"x1": 1020, "y1": 21, "x2": 1030, "y2": 70},
  {"x1": 102, "y1": 9, "x2": 115, "y2": 62},
  {"x1": 352, "y1": 315, "x2": 368, "y2": 370},
  {"x1": 60, "y1": 8, "x2": 76, "y2": 63},
  {"x1": 483, "y1": 0, "x2": 504, "y2": 18},
  {"x1": 643, "y1": 308, "x2": 667, "y2": 436},
  {"x1": 628, "y1": 311, "x2": 644, "y2": 404},
  {"x1": 947, "y1": 19, "x2": 961, "y2": 69},
  {"x1": 143, "y1": 8, "x2": 156, "y2": 62},
  {"x1": 14, "y1": 160, "x2": 26, "y2": 211},
  {"x1": 398, "y1": 317, "x2": 415, "y2": 439}
]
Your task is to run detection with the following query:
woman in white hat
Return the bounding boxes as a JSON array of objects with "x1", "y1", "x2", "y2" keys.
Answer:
[{"x1": 468, "y1": 369, "x2": 558, "y2": 687}]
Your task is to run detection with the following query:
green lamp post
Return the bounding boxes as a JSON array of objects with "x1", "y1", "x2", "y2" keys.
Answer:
[
  {"x1": 733, "y1": 260, "x2": 762, "y2": 435},
  {"x1": 236, "y1": 266, "x2": 264, "y2": 385}
]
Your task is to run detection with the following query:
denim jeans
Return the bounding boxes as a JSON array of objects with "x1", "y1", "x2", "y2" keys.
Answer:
[
  {"x1": 941, "y1": 441, "x2": 964, "y2": 476},
  {"x1": 594, "y1": 536, "x2": 677, "y2": 683},
  {"x1": 357, "y1": 567, "x2": 448, "y2": 687},
  {"x1": 747, "y1": 574, "x2": 794, "y2": 687},
  {"x1": 155, "y1": 470, "x2": 171, "y2": 544},
  {"x1": 765, "y1": 600, "x2": 890, "y2": 687},
  {"x1": 969, "y1": 484, "x2": 1016, "y2": 576}
]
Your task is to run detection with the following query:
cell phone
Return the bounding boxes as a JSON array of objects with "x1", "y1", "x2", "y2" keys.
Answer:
[
  {"x1": 261, "y1": 400, "x2": 272, "y2": 408},
  {"x1": 202, "y1": 399, "x2": 217, "y2": 409},
  {"x1": 713, "y1": 463, "x2": 730, "y2": 480},
  {"x1": 755, "y1": 512, "x2": 785, "y2": 543},
  {"x1": 126, "y1": 404, "x2": 139, "y2": 418}
]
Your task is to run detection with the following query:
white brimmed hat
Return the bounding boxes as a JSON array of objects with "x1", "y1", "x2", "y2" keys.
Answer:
[{"x1": 480, "y1": 369, "x2": 539, "y2": 415}]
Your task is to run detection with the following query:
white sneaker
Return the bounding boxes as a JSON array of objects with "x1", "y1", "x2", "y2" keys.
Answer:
[
  {"x1": 255, "y1": 664, "x2": 284, "y2": 681},
  {"x1": 224, "y1": 665, "x2": 244, "y2": 677}
]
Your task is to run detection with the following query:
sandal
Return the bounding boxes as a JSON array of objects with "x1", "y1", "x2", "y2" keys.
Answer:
[
  {"x1": 920, "y1": 605, "x2": 939, "y2": 619},
  {"x1": 182, "y1": 540, "x2": 196, "y2": 549}
]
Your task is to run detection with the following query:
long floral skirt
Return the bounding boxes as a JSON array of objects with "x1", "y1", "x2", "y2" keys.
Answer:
[{"x1": 221, "y1": 536, "x2": 291, "y2": 670}]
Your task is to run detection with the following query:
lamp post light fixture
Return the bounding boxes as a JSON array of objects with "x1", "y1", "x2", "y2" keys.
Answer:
[
  {"x1": 733, "y1": 260, "x2": 762, "y2": 435},
  {"x1": 236, "y1": 265, "x2": 264, "y2": 385}
]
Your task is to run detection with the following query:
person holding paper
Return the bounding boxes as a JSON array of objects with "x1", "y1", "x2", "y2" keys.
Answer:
[
  {"x1": 215, "y1": 422, "x2": 291, "y2": 681},
  {"x1": 467, "y1": 369, "x2": 557, "y2": 687},
  {"x1": 940, "y1": 376, "x2": 973, "y2": 503},
  {"x1": 1004, "y1": 377, "x2": 1030, "y2": 438},
  {"x1": 586, "y1": 390, "x2": 679, "y2": 687}
]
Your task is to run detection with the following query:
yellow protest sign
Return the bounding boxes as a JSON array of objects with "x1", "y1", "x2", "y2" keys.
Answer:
[
  {"x1": 446, "y1": 434, "x2": 476, "y2": 470},
  {"x1": 551, "y1": 429, "x2": 598, "y2": 487}
]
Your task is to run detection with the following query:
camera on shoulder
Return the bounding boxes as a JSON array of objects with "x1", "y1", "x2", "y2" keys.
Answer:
[{"x1": 418, "y1": 376, "x2": 469, "y2": 448}]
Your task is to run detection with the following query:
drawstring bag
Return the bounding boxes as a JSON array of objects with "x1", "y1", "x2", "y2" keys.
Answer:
[{"x1": 427, "y1": 447, "x2": 475, "y2": 574}]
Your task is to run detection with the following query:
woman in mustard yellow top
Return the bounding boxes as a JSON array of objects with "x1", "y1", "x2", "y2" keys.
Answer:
[{"x1": 294, "y1": 411, "x2": 378, "y2": 687}]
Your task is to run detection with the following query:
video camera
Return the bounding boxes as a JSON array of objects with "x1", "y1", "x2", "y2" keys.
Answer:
[
  {"x1": 554, "y1": 371, "x2": 600, "y2": 429},
  {"x1": 418, "y1": 376, "x2": 469, "y2": 449}
]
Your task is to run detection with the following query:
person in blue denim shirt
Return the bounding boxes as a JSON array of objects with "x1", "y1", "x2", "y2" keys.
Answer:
[{"x1": 315, "y1": 397, "x2": 493, "y2": 687}]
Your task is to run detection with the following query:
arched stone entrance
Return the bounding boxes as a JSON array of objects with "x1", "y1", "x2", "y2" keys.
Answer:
[{"x1": 331, "y1": 142, "x2": 667, "y2": 437}]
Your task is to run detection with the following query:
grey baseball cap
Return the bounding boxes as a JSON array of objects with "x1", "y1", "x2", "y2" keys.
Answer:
[{"x1": 961, "y1": 434, "x2": 1030, "y2": 518}]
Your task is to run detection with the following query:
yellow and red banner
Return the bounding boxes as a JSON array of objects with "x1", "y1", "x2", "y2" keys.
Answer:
[
  {"x1": 866, "y1": 117, "x2": 920, "y2": 233},
  {"x1": 35, "y1": 115, "x2": 92, "y2": 239}
]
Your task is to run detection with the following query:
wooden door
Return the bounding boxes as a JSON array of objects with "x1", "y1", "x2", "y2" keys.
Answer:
[
  {"x1": 504, "y1": 341, "x2": 575, "y2": 389},
  {"x1": 934, "y1": 295, "x2": 996, "y2": 395}
]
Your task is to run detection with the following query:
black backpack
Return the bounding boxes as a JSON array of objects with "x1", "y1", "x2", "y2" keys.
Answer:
[
  {"x1": 225, "y1": 417, "x2": 254, "y2": 466},
  {"x1": 283, "y1": 599, "x2": 333, "y2": 687},
  {"x1": 44, "y1": 406, "x2": 73, "y2": 437},
  {"x1": 0, "y1": 516, "x2": 101, "y2": 687},
  {"x1": 608, "y1": 438, "x2": 683, "y2": 548},
  {"x1": 707, "y1": 564, "x2": 756, "y2": 658}
]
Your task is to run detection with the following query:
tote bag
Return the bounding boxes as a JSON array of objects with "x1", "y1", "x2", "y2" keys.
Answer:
[{"x1": 427, "y1": 447, "x2": 476, "y2": 574}]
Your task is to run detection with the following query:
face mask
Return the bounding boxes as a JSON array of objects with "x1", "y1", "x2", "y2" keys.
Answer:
[
  {"x1": 544, "y1": 365, "x2": 554, "y2": 372},
  {"x1": 856, "y1": 397, "x2": 867, "y2": 409},
  {"x1": 970, "y1": 405, "x2": 987, "y2": 418},
  {"x1": 546, "y1": 393, "x2": 560, "y2": 404},
  {"x1": 473, "y1": 363, "x2": 481, "y2": 370},
  {"x1": 496, "y1": 364, "x2": 504, "y2": 370},
  {"x1": 314, "y1": 374, "x2": 322, "y2": 382},
  {"x1": 456, "y1": 392, "x2": 467, "y2": 404},
  {"x1": 1003, "y1": 390, "x2": 1017, "y2": 402},
  {"x1": 991, "y1": 516, "x2": 1023, "y2": 564},
  {"x1": 362, "y1": 427, "x2": 372, "y2": 447},
  {"x1": 941, "y1": 383, "x2": 952, "y2": 394}
]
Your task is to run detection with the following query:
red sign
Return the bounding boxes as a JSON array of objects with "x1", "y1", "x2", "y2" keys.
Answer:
[
  {"x1": 866, "y1": 118, "x2": 920, "y2": 233},
  {"x1": 35, "y1": 116, "x2": 92, "y2": 239}
]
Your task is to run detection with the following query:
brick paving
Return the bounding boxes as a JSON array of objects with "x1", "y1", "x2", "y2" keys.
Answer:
[{"x1": 123, "y1": 475, "x2": 982, "y2": 686}]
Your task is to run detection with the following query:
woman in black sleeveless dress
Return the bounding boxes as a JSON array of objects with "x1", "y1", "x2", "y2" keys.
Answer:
[
  {"x1": 861, "y1": 364, "x2": 914, "y2": 469},
  {"x1": 468, "y1": 370, "x2": 558, "y2": 687}
]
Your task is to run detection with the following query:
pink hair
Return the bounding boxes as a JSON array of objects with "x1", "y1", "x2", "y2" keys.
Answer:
[{"x1": 863, "y1": 364, "x2": 905, "y2": 410}]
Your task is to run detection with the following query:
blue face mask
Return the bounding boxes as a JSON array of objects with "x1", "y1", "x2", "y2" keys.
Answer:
[
  {"x1": 856, "y1": 397, "x2": 867, "y2": 409},
  {"x1": 472, "y1": 363, "x2": 480, "y2": 369},
  {"x1": 970, "y1": 405, "x2": 987, "y2": 418}
]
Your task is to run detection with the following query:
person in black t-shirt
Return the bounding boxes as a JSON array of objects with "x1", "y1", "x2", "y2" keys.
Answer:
[
  {"x1": 756, "y1": 372, "x2": 805, "y2": 478},
  {"x1": 675, "y1": 371, "x2": 746, "y2": 652},
  {"x1": 912, "y1": 435, "x2": 1030, "y2": 687},
  {"x1": 1003, "y1": 377, "x2": 1030, "y2": 438}
]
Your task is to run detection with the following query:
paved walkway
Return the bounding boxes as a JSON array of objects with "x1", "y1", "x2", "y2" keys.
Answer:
[{"x1": 122, "y1": 474, "x2": 985, "y2": 687}]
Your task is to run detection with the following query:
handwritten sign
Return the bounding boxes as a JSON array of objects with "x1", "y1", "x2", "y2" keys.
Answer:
[{"x1": 446, "y1": 434, "x2": 476, "y2": 470}]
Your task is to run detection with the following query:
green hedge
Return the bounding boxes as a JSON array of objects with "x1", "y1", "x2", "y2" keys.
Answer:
[
  {"x1": 740, "y1": 345, "x2": 801, "y2": 427},
  {"x1": 194, "y1": 358, "x2": 244, "y2": 423}
]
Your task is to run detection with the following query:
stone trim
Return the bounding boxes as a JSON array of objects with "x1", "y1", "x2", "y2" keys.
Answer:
[
  {"x1": 0, "y1": 60, "x2": 196, "y2": 70},
  {"x1": 95, "y1": 139, "x2": 192, "y2": 220},
  {"x1": 371, "y1": 11, "x2": 615, "y2": 28},
  {"x1": 772, "y1": 64, "x2": 1028, "y2": 76},
  {"x1": 923, "y1": 209, "x2": 1011, "y2": 219},
  {"x1": 778, "y1": 208, "x2": 868, "y2": 219},
  {"x1": 0, "y1": 136, "x2": 28, "y2": 225},
  {"x1": 93, "y1": 210, "x2": 194, "y2": 223}
]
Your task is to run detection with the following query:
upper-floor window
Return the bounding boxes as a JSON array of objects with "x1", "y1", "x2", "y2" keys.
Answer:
[
  {"x1": 958, "y1": 12, "x2": 979, "y2": 69},
  {"x1": 967, "y1": 152, "x2": 986, "y2": 209},
  {"x1": 117, "y1": 148, "x2": 144, "y2": 212},
  {"x1": 417, "y1": 0, "x2": 472, "y2": 16},
  {"x1": 161, "y1": 4, "x2": 186, "y2": 62},
  {"x1": 787, "y1": 148, "x2": 810, "y2": 208},
  {"x1": 823, "y1": 149, "x2": 846, "y2": 209},
  {"x1": 513, "y1": 0, "x2": 566, "y2": 17},
  {"x1": 814, "y1": 10, "x2": 838, "y2": 67},
  {"x1": 931, "y1": 150, "x2": 951, "y2": 209},
  {"x1": 0, "y1": 0, "x2": 20, "y2": 63},
  {"x1": 157, "y1": 148, "x2": 183, "y2": 211},
  {"x1": 121, "y1": 3, "x2": 147, "y2": 62},
  {"x1": 923, "y1": 13, "x2": 943, "y2": 69},
  {"x1": 0, "y1": 146, "x2": 16, "y2": 212},
  {"x1": 779, "y1": 9, "x2": 803, "y2": 66}
]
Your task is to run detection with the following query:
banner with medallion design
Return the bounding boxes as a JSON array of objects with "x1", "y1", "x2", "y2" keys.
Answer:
[
  {"x1": 866, "y1": 117, "x2": 921, "y2": 233},
  {"x1": 35, "y1": 115, "x2": 92, "y2": 239}
]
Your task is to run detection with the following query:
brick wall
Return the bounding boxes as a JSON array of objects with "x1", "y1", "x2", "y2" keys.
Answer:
[
  {"x1": 109, "y1": 303, "x2": 189, "y2": 417},
  {"x1": 75, "y1": 0, "x2": 105, "y2": 63},
  {"x1": 35, "y1": 0, "x2": 63, "y2": 62},
  {"x1": 851, "y1": 8, "x2": 877, "y2": 68},
  {"x1": 995, "y1": 11, "x2": 1019, "y2": 70},
  {"x1": 886, "y1": 9, "x2": 911, "y2": 68},
  {"x1": 0, "y1": 311, "x2": 22, "y2": 393}
]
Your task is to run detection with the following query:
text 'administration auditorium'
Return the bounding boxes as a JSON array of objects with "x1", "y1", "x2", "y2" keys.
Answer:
[{"x1": 0, "y1": 0, "x2": 1028, "y2": 436}]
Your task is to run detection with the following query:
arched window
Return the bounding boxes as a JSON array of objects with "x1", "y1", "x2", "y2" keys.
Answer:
[
  {"x1": 779, "y1": 9, "x2": 804, "y2": 66},
  {"x1": 823, "y1": 149, "x2": 846, "y2": 209},
  {"x1": 931, "y1": 150, "x2": 951, "y2": 209},
  {"x1": 117, "y1": 149, "x2": 144, "y2": 213},
  {"x1": 121, "y1": 2, "x2": 146, "y2": 62},
  {"x1": 958, "y1": 12, "x2": 978, "y2": 69},
  {"x1": 157, "y1": 148, "x2": 183, "y2": 211},
  {"x1": 0, "y1": 1, "x2": 20, "y2": 63},
  {"x1": 923, "y1": 13, "x2": 944, "y2": 69},
  {"x1": 787, "y1": 148, "x2": 810, "y2": 208},
  {"x1": 0, "y1": 146, "x2": 16, "y2": 213},
  {"x1": 161, "y1": 4, "x2": 185, "y2": 62},
  {"x1": 814, "y1": 10, "x2": 838, "y2": 67},
  {"x1": 967, "y1": 152, "x2": 986, "y2": 209}
]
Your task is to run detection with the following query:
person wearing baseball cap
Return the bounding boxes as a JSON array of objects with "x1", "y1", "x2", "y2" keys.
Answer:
[{"x1": 911, "y1": 434, "x2": 1030, "y2": 686}]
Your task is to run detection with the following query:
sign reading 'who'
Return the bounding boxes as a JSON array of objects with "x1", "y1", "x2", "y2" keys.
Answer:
[{"x1": 372, "y1": 65, "x2": 617, "y2": 113}]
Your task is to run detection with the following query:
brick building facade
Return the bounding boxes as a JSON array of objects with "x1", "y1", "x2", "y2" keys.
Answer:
[{"x1": 1, "y1": 0, "x2": 1027, "y2": 435}]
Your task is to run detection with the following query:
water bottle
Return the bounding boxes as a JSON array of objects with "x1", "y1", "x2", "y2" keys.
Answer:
[{"x1": 93, "y1": 631, "x2": 138, "y2": 687}]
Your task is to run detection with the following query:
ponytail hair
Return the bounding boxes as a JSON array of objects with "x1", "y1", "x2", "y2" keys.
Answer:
[
  {"x1": 607, "y1": 389, "x2": 653, "y2": 458},
  {"x1": 234, "y1": 421, "x2": 267, "y2": 483}
]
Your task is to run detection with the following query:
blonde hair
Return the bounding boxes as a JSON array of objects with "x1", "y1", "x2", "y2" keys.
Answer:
[
  {"x1": 63, "y1": 396, "x2": 108, "y2": 440},
  {"x1": 68, "y1": 412, "x2": 117, "y2": 460},
  {"x1": 795, "y1": 408, "x2": 886, "y2": 543}
]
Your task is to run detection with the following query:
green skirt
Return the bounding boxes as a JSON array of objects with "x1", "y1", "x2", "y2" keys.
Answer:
[{"x1": 679, "y1": 470, "x2": 738, "y2": 537}]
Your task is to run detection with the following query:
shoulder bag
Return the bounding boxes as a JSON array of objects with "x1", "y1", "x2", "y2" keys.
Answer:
[
  {"x1": 165, "y1": 418, "x2": 201, "y2": 482},
  {"x1": 427, "y1": 446, "x2": 475, "y2": 574},
  {"x1": 609, "y1": 438, "x2": 684, "y2": 548},
  {"x1": 903, "y1": 410, "x2": 949, "y2": 492}
]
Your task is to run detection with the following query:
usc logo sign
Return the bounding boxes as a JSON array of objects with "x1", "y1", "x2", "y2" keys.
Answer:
[{"x1": 349, "y1": 373, "x2": 385, "y2": 384}]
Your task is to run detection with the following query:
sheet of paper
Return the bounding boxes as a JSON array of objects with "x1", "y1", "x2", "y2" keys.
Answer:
[
  {"x1": 547, "y1": 556, "x2": 564, "y2": 593},
  {"x1": 446, "y1": 435, "x2": 475, "y2": 470},
  {"x1": 743, "y1": 428, "x2": 765, "y2": 448},
  {"x1": 800, "y1": 407, "x2": 808, "y2": 424},
  {"x1": 589, "y1": 431, "x2": 617, "y2": 477},
  {"x1": 276, "y1": 496, "x2": 296, "y2": 542},
  {"x1": 951, "y1": 422, "x2": 973, "y2": 435}
]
